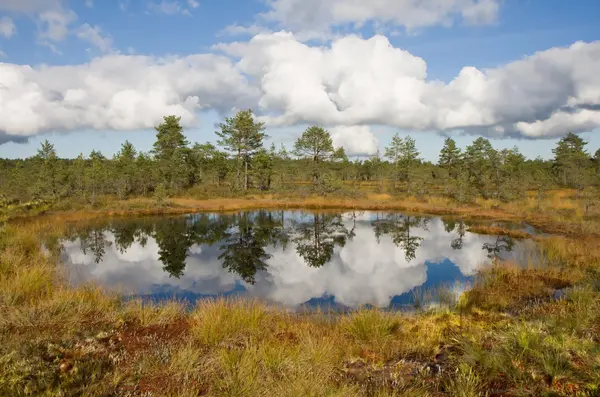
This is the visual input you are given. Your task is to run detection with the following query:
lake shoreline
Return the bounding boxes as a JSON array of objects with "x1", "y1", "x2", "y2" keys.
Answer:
[
  {"x1": 2, "y1": 194, "x2": 599, "y2": 396},
  {"x1": 6, "y1": 191, "x2": 597, "y2": 239}
]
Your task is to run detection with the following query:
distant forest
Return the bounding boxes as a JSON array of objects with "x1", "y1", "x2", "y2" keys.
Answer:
[{"x1": 1, "y1": 110, "x2": 599, "y2": 209}]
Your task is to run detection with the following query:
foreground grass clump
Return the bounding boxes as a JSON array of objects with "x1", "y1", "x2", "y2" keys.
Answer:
[
  {"x1": 191, "y1": 299, "x2": 272, "y2": 347},
  {"x1": 1, "y1": 200, "x2": 600, "y2": 396},
  {"x1": 455, "y1": 286, "x2": 600, "y2": 396},
  {"x1": 463, "y1": 265, "x2": 578, "y2": 312},
  {"x1": 341, "y1": 309, "x2": 401, "y2": 344}
]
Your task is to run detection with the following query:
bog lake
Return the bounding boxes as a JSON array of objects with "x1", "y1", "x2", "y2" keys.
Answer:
[{"x1": 58, "y1": 210, "x2": 541, "y2": 311}]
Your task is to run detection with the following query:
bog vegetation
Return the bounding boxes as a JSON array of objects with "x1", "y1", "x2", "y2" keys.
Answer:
[
  {"x1": 1, "y1": 110, "x2": 599, "y2": 209},
  {"x1": 1, "y1": 110, "x2": 600, "y2": 396}
]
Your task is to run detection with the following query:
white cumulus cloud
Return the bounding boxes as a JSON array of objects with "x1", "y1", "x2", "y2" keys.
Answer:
[
  {"x1": 220, "y1": 33, "x2": 600, "y2": 139},
  {"x1": 1, "y1": 32, "x2": 600, "y2": 146},
  {"x1": 330, "y1": 125, "x2": 379, "y2": 156},
  {"x1": 0, "y1": 54, "x2": 258, "y2": 138}
]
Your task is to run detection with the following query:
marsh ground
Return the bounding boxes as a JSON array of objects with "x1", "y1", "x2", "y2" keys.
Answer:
[{"x1": 1, "y1": 190, "x2": 599, "y2": 396}]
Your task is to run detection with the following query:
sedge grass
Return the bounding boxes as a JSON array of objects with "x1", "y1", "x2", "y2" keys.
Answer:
[{"x1": 1, "y1": 194, "x2": 600, "y2": 396}]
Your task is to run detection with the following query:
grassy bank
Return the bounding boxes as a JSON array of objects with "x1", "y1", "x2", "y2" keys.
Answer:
[
  {"x1": 1, "y1": 193, "x2": 600, "y2": 396},
  {"x1": 6, "y1": 188, "x2": 600, "y2": 236}
]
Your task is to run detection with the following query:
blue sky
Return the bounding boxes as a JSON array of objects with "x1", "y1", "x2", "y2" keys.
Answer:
[{"x1": 1, "y1": 0, "x2": 599, "y2": 161}]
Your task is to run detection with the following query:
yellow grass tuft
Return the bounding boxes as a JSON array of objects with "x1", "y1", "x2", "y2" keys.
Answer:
[
  {"x1": 191, "y1": 298, "x2": 273, "y2": 347},
  {"x1": 121, "y1": 299, "x2": 187, "y2": 328}
]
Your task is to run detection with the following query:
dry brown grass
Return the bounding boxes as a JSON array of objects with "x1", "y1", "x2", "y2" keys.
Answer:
[
  {"x1": 466, "y1": 225, "x2": 532, "y2": 239},
  {"x1": 462, "y1": 235, "x2": 600, "y2": 312},
  {"x1": 463, "y1": 264, "x2": 580, "y2": 312},
  {"x1": 6, "y1": 189, "x2": 598, "y2": 240},
  {"x1": 2, "y1": 191, "x2": 600, "y2": 396}
]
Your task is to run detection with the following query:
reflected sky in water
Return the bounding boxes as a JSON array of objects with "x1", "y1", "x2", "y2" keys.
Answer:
[{"x1": 59, "y1": 211, "x2": 535, "y2": 310}]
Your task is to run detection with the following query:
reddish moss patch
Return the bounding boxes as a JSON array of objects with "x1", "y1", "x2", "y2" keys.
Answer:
[{"x1": 119, "y1": 320, "x2": 190, "y2": 354}]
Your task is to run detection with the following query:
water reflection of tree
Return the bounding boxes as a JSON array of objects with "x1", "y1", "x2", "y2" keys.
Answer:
[
  {"x1": 293, "y1": 212, "x2": 354, "y2": 268},
  {"x1": 147, "y1": 214, "x2": 239, "y2": 279},
  {"x1": 218, "y1": 211, "x2": 288, "y2": 284},
  {"x1": 187, "y1": 213, "x2": 232, "y2": 246},
  {"x1": 482, "y1": 235, "x2": 515, "y2": 261},
  {"x1": 71, "y1": 212, "x2": 291, "y2": 281},
  {"x1": 442, "y1": 219, "x2": 467, "y2": 250},
  {"x1": 254, "y1": 210, "x2": 290, "y2": 250},
  {"x1": 112, "y1": 219, "x2": 154, "y2": 253},
  {"x1": 103, "y1": 214, "x2": 234, "y2": 279},
  {"x1": 69, "y1": 226, "x2": 113, "y2": 264},
  {"x1": 89, "y1": 228, "x2": 112, "y2": 264},
  {"x1": 372, "y1": 213, "x2": 428, "y2": 262},
  {"x1": 72, "y1": 210, "x2": 354, "y2": 280},
  {"x1": 153, "y1": 219, "x2": 197, "y2": 278}
]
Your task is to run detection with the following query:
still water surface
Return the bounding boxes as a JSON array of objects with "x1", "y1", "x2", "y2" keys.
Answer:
[{"x1": 60, "y1": 211, "x2": 535, "y2": 311}]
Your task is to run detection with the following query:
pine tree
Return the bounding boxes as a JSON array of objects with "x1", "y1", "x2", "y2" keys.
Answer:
[
  {"x1": 114, "y1": 141, "x2": 137, "y2": 199},
  {"x1": 552, "y1": 132, "x2": 591, "y2": 197},
  {"x1": 398, "y1": 136, "x2": 419, "y2": 184},
  {"x1": 439, "y1": 137, "x2": 462, "y2": 179},
  {"x1": 294, "y1": 126, "x2": 336, "y2": 187},
  {"x1": 384, "y1": 133, "x2": 404, "y2": 164},
  {"x1": 369, "y1": 149, "x2": 384, "y2": 192},
  {"x1": 463, "y1": 137, "x2": 494, "y2": 198},
  {"x1": 135, "y1": 152, "x2": 154, "y2": 196},
  {"x1": 487, "y1": 146, "x2": 502, "y2": 200},
  {"x1": 87, "y1": 150, "x2": 105, "y2": 204},
  {"x1": 216, "y1": 110, "x2": 267, "y2": 190},
  {"x1": 385, "y1": 134, "x2": 420, "y2": 192},
  {"x1": 500, "y1": 147, "x2": 526, "y2": 200},
  {"x1": 72, "y1": 153, "x2": 86, "y2": 198},
  {"x1": 36, "y1": 140, "x2": 58, "y2": 200},
  {"x1": 153, "y1": 116, "x2": 189, "y2": 161},
  {"x1": 152, "y1": 115, "x2": 191, "y2": 191},
  {"x1": 252, "y1": 148, "x2": 274, "y2": 191}
]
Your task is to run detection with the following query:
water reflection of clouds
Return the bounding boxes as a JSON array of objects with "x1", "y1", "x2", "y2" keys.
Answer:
[
  {"x1": 61, "y1": 212, "x2": 519, "y2": 308},
  {"x1": 250, "y1": 217, "x2": 493, "y2": 307},
  {"x1": 62, "y1": 237, "x2": 239, "y2": 296}
]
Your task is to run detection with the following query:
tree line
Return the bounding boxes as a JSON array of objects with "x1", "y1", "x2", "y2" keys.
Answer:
[{"x1": 1, "y1": 110, "x2": 599, "y2": 209}]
